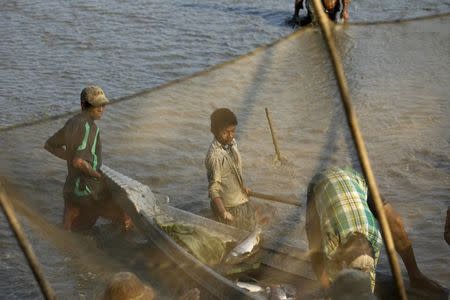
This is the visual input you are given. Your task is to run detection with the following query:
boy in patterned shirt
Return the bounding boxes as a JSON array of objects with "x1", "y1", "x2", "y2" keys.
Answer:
[{"x1": 306, "y1": 167, "x2": 446, "y2": 293}]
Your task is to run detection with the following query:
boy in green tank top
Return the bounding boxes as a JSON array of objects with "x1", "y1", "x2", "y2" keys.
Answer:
[{"x1": 45, "y1": 86, "x2": 131, "y2": 232}]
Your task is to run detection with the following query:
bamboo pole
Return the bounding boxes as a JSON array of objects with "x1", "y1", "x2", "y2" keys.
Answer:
[
  {"x1": 0, "y1": 183, "x2": 56, "y2": 300},
  {"x1": 265, "y1": 108, "x2": 282, "y2": 162},
  {"x1": 309, "y1": 0, "x2": 408, "y2": 299},
  {"x1": 249, "y1": 191, "x2": 301, "y2": 207}
]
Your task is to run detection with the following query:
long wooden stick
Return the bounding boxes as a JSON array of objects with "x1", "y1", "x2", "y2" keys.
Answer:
[
  {"x1": 0, "y1": 183, "x2": 56, "y2": 300},
  {"x1": 310, "y1": 0, "x2": 407, "y2": 299},
  {"x1": 249, "y1": 191, "x2": 301, "y2": 207},
  {"x1": 265, "y1": 108, "x2": 282, "y2": 162}
]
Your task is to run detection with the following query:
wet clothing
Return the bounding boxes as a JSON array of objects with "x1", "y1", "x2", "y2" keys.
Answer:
[
  {"x1": 205, "y1": 138, "x2": 255, "y2": 230},
  {"x1": 211, "y1": 201, "x2": 255, "y2": 231},
  {"x1": 307, "y1": 167, "x2": 383, "y2": 290},
  {"x1": 46, "y1": 111, "x2": 127, "y2": 231},
  {"x1": 63, "y1": 193, "x2": 101, "y2": 231},
  {"x1": 205, "y1": 138, "x2": 248, "y2": 207},
  {"x1": 46, "y1": 112, "x2": 103, "y2": 200},
  {"x1": 62, "y1": 179, "x2": 127, "y2": 231}
]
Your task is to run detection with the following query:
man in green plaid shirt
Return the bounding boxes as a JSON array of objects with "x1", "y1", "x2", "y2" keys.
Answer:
[
  {"x1": 306, "y1": 167, "x2": 447, "y2": 294},
  {"x1": 306, "y1": 167, "x2": 382, "y2": 291}
]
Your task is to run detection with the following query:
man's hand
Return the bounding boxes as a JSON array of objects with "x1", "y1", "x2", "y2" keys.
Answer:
[
  {"x1": 123, "y1": 214, "x2": 133, "y2": 231},
  {"x1": 340, "y1": 9, "x2": 349, "y2": 22},
  {"x1": 72, "y1": 157, "x2": 101, "y2": 178},
  {"x1": 223, "y1": 211, "x2": 234, "y2": 221},
  {"x1": 212, "y1": 197, "x2": 234, "y2": 221},
  {"x1": 243, "y1": 186, "x2": 252, "y2": 196},
  {"x1": 340, "y1": 0, "x2": 350, "y2": 22}
]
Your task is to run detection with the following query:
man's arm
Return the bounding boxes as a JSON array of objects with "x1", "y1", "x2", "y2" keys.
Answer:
[
  {"x1": 212, "y1": 196, "x2": 234, "y2": 221},
  {"x1": 341, "y1": 0, "x2": 351, "y2": 21},
  {"x1": 44, "y1": 127, "x2": 67, "y2": 160},
  {"x1": 306, "y1": 197, "x2": 329, "y2": 288},
  {"x1": 206, "y1": 155, "x2": 234, "y2": 221},
  {"x1": 380, "y1": 201, "x2": 446, "y2": 291}
]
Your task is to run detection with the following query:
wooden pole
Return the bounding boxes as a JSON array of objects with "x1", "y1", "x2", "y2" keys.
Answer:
[
  {"x1": 309, "y1": 0, "x2": 408, "y2": 299},
  {"x1": 265, "y1": 108, "x2": 282, "y2": 162},
  {"x1": 0, "y1": 183, "x2": 56, "y2": 300},
  {"x1": 249, "y1": 191, "x2": 301, "y2": 207}
]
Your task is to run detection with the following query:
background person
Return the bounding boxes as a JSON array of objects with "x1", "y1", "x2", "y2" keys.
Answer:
[{"x1": 292, "y1": 0, "x2": 351, "y2": 25}]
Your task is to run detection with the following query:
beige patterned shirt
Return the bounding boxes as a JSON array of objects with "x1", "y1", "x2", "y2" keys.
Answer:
[{"x1": 205, "y1": 138, "x2": 248, "y2": 208}]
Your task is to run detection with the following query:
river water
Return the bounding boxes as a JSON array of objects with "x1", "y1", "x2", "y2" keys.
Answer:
[{"x1": 1, "y1": 0, "x2": 449, "y2": 299}]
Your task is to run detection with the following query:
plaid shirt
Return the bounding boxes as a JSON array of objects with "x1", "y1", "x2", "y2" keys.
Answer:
[{"x1": 309, "y1": 167, "x2": 383, "y2": 288}]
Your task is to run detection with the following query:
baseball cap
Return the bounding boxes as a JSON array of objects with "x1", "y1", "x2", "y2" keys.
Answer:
[{"x1": 80, "y1": 85, "x2": 109, "y2": 107}]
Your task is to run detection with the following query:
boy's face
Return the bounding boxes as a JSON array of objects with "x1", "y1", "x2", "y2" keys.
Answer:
[
  {"x1": 215, "y1": 124, "x2": 236, "y2": 146},
  {"x1": 88, "y1": 104, "x2": 106, "y2": 120}
]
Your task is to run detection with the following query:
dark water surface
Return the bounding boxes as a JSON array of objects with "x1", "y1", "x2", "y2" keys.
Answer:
[{"x1": 1, "y1": 0, "x2": 449, "y2": 299}]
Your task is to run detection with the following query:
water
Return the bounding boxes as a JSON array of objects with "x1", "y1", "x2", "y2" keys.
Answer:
[
  {"x1": 1, "y1": 0, "x2": 449, "y2": 299},
  {"x1": 1, "y1": 0, "x2": 449, "y2": 128}
]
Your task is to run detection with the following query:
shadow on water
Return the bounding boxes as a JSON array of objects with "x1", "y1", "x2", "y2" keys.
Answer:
[{"x1": 235, "y1": 42, "x2": 275, "y2": 132}]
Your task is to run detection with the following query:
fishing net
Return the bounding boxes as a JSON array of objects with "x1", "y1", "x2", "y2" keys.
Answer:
[
  {"x1": 157, "y1": 221, "x2": 228, "y2": 266},
  {"x1": 0, "y1": 12, "x2": 449, "y2": 299}
]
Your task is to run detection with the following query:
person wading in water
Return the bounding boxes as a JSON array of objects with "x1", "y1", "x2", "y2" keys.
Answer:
[
  {"x1": 305, "y1": 167, "x2": 382, "y2": 291},
  {"x1": 205, "y1": 108, "x2": 256, "y2": 231},
  {"x1": 306, "y1": 167, "x2": 447, "y2": 293},
  {"x1": 291, "y1": 0, "x2": 351, "y2": 26},
  {"x1": 45, "y1": 85, "x2": 132, "y2": 232}
]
